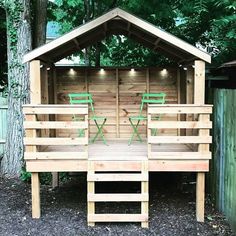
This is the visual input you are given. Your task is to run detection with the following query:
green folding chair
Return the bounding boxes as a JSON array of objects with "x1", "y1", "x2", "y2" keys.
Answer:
[
  {"x1": 68, "y1": 93, "x2": 107, "y2": 145},
  {"x1": 128, "y1": 92, "x2": 166, "y2": 145}
]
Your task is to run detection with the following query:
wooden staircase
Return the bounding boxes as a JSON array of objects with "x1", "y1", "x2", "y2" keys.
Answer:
[{"x1": 87, "y1": 160, "x2": 149, "y2": 227}]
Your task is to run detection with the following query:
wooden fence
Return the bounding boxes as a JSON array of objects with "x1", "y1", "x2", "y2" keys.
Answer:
[
  {"x1": 209, "y1": 89, "x2": 236, "y2": 232},
  {"x1": 0, "y1": 96, "x2": 7, "y2": 157}
]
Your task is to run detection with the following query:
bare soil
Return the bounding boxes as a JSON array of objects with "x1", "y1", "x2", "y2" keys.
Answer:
[{"x1": 0, "y1": 173, "x2": 235, "y2": 236}]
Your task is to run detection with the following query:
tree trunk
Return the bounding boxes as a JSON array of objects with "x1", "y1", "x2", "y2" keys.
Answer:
[
  {"x1": 83, "y1": 0, "x2": 94, "y2": 66},
  {"x1": 0, "y1": 0, "x2": 32, "y2": 177},
  {"x1": 33, "y1": 0, "x2": 47, "y2": 48}
]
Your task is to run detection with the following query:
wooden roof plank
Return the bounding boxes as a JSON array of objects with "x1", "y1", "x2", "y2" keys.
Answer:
[
  {"x1": 117, "y1": 8, "x2": 211, "y2": 63},
  {"x1": 23, "y1": 7, "x2": 211, "y2": 63},
  {"x1": 23, "y1": 8, "x2": 119, "y2": 63}
]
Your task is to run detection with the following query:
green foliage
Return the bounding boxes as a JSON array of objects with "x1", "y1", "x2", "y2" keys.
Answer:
[
  {"x1": 20, "y1": 167, "x2": 31, "y2": 182},
  {"x1": 0, "y1": 8, "x2": 7, "y2": 91},
  {"x1": 49, "y1": 0, "x2": 181, "y2": 66},
  {"x1": 209, "y1": 0, "x2": 236, "y2": 63},
  {"x1": 1, "y1": 1, "x2": 26, "y2": 98},
  {"x1": 20, "y1": 167, "x2": 71, "y2": 185}
]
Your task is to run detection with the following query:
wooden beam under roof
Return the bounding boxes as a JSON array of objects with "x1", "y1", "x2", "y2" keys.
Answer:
[
  {"x1": 23, "y1": 7, "x2": 211, "y2": 63},
  {"x1": 53, "y1": 33, "x2": 106, "y2": 62},
  {"x1": 157, "y1": 45, "x2": 186, "y2": 61},
  {"x1": 129, "y1": 34, "x2": 155, "y2": 50},
  {"x1": 153, "y1": 38, "x2": 161, "y2": 50},
  {"x1": 130, "y1": 24, "x2": 157, "y2": 43},
  {"x1": 154, "y1": 47, "x2": 183, "y2": 62},
  {"x1": 73, "y1": 38, "x2": 80, "y2": 49},
  {"x1": 103, "y1": 22, "x2": 107, "y2": 36},
  {"x1": 117, "y1": 8, "x2": 211, "y2": 63},
  {"x1": 127, "y1": 22, "x2": 131, "y2": 37},
  {"x1": 23, "y1": 8, "x2": 120, "y2": 63},
  {"x1": 51, "y1": 43, "x2": 76, "y2": 62}
]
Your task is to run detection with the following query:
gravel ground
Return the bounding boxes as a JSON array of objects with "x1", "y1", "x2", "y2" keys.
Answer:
[{"x1": 0, "y1": 173, "x2": 235, "y2": 236}]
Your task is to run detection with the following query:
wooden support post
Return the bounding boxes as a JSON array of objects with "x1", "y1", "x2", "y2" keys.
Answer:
[
  {"x1": 177, "y1": 69, "x2": 180, "y2": 136},
  {"x1": 41, "y1": 65, "x2": 49, "y2": 138},
  {"x1": 116, "y1": 68, "x2": 120, "y2": 138},
  {"x1": 177, "y1": 68, "x2": 181, "y2": 104},
  {"x1": 31, "y1": 172, "x2": 40, "y2": 218},
  {"x1": 29, "y1": 61, "x2": 41, "y2": 216},
  {"x1": 146, "y1": 69, "x2": 150, "y2": 136},
  {"x1": 194, "y1": 60, "x2": 206, "y2": 222},
  {"x1": 186, "y1": 67, "x2": 194, "y2": 104},
  {"x1": 194, "y1": 60, "x2": 205, "y2": 105},
  {"x1": 85, "y1": 114, "x2": 89, "y2": 156},
  {"x1": 87, "y1": 161, "x2": 95, "y2": 226},
  {"x1": 30, "y1": 60, "x2": 41, "y2": 104},
  {"x1": 196, "y1": 172, "x2": 205, "y2": 222},
  {"x1": 85, "y1": 68, "x2": 88, "y2": 93},
  {"x1": 51, "y1": 66, "x2": 59, "y2": 188},
  {"x1": 146, "y1": 68, "x2": 150, "y2": 93},
  {"x1": 147, "y1": 113, "x2": 151, "y2": 158},
  {"x1": 141, "y1": 161, "x2": 149, "y2": 228},
  {"x1": 186, "y1": 67, "x2": 194, "y2": 146}
]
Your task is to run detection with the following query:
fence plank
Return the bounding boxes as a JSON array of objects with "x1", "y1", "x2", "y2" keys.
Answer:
[{"x1": 0, "y1": 97, "x2": 8, "y2": 155}]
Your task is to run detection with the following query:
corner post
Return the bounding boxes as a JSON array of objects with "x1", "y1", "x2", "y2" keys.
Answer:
[
  {"x1": 29, "y1": 60, "x2": 41, "y2": 218},
  {"x1": 194, "y1": 60, "x2": 206, "y2": 222},
  {"x1": 30, "y1": 60, "x2": 41, "y2": 103}
]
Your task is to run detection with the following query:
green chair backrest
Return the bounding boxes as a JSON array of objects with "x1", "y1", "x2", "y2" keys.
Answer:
[
  {"x1": 139, "y1": 92, "x2": 166, "y2": 116},
  {"x1": 68, "y1": 93, "x2": 95, "y2": 116}
]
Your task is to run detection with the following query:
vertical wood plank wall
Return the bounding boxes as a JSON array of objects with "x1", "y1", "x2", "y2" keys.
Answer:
[
  {"x1": 210, "y1": 89, "x2": 236, "y2": 232},
  {"x1": 55, "y1": 67, "x2": 178, "y2": 139}
]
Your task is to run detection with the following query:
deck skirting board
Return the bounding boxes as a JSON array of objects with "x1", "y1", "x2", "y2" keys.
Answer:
[{"x1": 26, "y1": 159, "x2": 209, "y2": 172}]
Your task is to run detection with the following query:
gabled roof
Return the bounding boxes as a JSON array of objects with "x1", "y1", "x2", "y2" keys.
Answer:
[{"x1": 23, "y1": 8, "x2": 211, "y2": 63}]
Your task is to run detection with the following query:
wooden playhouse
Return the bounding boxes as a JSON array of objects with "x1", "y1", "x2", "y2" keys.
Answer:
[{"x1": 23, "y1": 8, "x2": 212, "y2": 227}]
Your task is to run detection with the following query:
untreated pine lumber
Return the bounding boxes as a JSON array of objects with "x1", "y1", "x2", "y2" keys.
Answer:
[
  {"x1": 141, "y1": 160, "x2": 149, "y2": 228},
  {"x1": 87, "y1": 161, "x2": 95, "y2": 226},
  {"x1": 194, "y1": 60, "x2": 206, "y2": 222},
  {"x1": 31, "y1": 172, "x2": 40, "y2": 218}
]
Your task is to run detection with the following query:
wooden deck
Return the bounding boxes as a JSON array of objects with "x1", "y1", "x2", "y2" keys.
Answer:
[
  {"x1": 25, "y1": 140, "x2": 209, "y2": 172},
  {"x1": 23, "y1": 104, "x2": 212, "y2": 224},
  {"x1": 89, "y1": 141, "x2": 194, "y2": 160}
]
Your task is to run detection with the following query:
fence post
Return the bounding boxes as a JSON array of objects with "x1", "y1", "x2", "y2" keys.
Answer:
[{"x1": 0, "y1": 95, "x2": 8, "y2": 160}]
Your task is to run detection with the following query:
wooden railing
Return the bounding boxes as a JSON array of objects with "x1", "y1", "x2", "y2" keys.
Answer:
[
  {"x1": 23, "y1": 104, "x2": 88, "y2": 161},
  {"x1": 147, "y1": 104, "x2": 212, "y2": 160}
]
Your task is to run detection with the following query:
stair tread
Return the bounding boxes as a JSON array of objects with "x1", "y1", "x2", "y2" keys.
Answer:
[
  {"x1": 88, "y1": 193, "x2": 148, "y2": 202},
  {"x1": 88, "y1": 213, "x2": 148, "y2": 222},
  {"x1": 87, "y1": 173, "x2": 148, "y2": 181}
]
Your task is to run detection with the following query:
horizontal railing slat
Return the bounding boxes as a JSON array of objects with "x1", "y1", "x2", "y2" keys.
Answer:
[
  {"x1": 149, "y1": 152, "x2": 211, "y2": 159},
  {"x1": 149, "y1": 136, "x2": 212, "y2": 144},
  {"x1": 24, "y1": 152, "x2": 87, "y2": 160},
  {"x1": 148, "y1": 121, "x2": 212, "y2": 129},
  {"x1": 148, "y1": 105, "x2": 212, "y2": 114},
  {"x1": 23, "y1": 105, "x2": 88, "y2": 115},
  {"x1": 24, "y1": 121, "x2": 88, "y2": 129},
  {"x1": 24, "y1": 137, "x2": 88, "y2": 145}
]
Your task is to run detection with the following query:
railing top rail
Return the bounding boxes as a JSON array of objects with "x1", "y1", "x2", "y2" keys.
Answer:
[
  {"x1": 148, "y1": 104, "x2": 213, "y2": 108},
  {"x1": 148, "y1": 104, "x2": 212, "y2": 114},
  {"x1": 23, "y1": 104, "x2": 88, "y2": 115},
  {"x1": 22, "y1": 104, "x2": 88, "y2": 108}
]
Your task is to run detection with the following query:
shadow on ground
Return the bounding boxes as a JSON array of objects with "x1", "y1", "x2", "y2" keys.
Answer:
[{"x1": 0, "y1": 173, "x2": 235, "y2": 236}]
